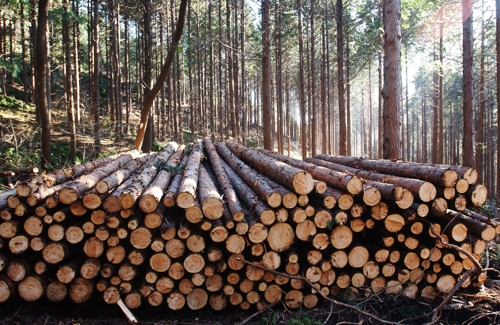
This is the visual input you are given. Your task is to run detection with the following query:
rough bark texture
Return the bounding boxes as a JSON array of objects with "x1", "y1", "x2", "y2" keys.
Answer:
[
  {"x1": 215, "y1": 142, "x2": 281, "y2": 208},
  {"x1": 139, "y1": 146, "x2": 185, "y2": 213},
  {"x1": 226, "y1": 143, "x2": 314, "y2": 195},
  {"x1": 382, "y1": 0, "x2": 402, "y2": 159},
  {"x1": 203, "y1": 138, "x2": 245, "y2": 220},
  {"x1": 257, "y1": 148, "x2": 362, "y2": 195},
  {"x1": 177, "y1": 142, "x2": 203, "y2": 209}
]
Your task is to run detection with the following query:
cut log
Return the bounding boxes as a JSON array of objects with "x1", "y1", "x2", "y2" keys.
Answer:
[
  {"x1": 226, "y1": 234, "x2": 246, "y2": 254},
  {"x1": 314, "y1": 154, "x2": 458, "y2": 187},
  {"x1": 155, "y1": 276, "x2": 174, "y2": 294},
  {"x1": 454, "y1": 195, "x2": 467, "y2": 211},
  {"x1": 186, "y1": 288, "x2": 208, "y2": 310},
  {"x1": 267, "y1": 222, "x2": 294, "y2": 252},
  {"x1": 185, "y1": 197, "x2": 203, "y2": 224},
  {"x1": 197, "y1": 164, "x2": 224, "y2": 220},
  {"x1": 455, "y1": 179, "x2": 469, "y2": 194},
  {"x1": 83, "y1": 236, "x2": 105, "y2": 258},
  {"x1": 220, "y1": 158, "x2": 275, "y2": 225},
  {"x1": 119, "y1": 143, "x2": 179, "y2": 210},
  {"x1": 228, "y1": 143, "x2": 315, "y2": 195},
  {"x1": 203, "y1": 138, "x2": 246, "y2": 219},
  {"x1": 330, "y1": 225, "x2": 353, "y2": 249},
  {"x1": 46, "y1": 280, "x2": 67, "y2": 302},
  {"x1": 58, "y1": 151, "x2": 141, "y2": 204},
  {"x1": 6, "y1": 259, "x2": 31, "y2": 282},
  {"x1": 0, "y1": 189, "x2": 17, "y2": 210},
  {"x1": 80, "y1": 258, "x2": 101, "y2": 280},
  {"x1": 384, "y1": 214, "x2": 405, "y2": 232},
  {"x1": 348, "y1": 246, "x2": 370, "y2": 268},
  {"x1": 285, "y1": 290, "x2": 303, "y2": 309},
  {"x1": 466, "y1": 184, "x2": 488, "y2": 207},
  {"x1": 256, "y1": 148, "x2": 362, "y2": 195},
  {"x1": 442, "y1": 209, "x2": 495, "y2": 241},
  {"x1": 215, "y1": 142, "x2": 282, "y2": 208},
  {"x1": 168, "y1": 292, "x2": 186, "y2": 310},
  {"x1": 130, "y1": 227, "x2": 152, "y2": 249},
  {"x1": 177, "y1": 141, "x2": 203, "y2": 209},
  {"x1": 184, "y1": 253, "x2": 205, "y2": 273},
  {"x1": 150, "y1": 253, "x2": 171, "y2": 273},
  {"x1": 42, "y1": 242, "x2": 69, "y2": 264},
  {"x1": 18, "y1": 275, "x2": 45, "y2": 302},
  {"x1": 436, "y1": 274, "x2": 456, "y2": 293},
  {"x1": 139, "y1": 146, "x2": 185, "y2": 213},
  {"x1": 295, "y1": 220, "x2": 316, "y2": 242},
  {"x1": 310, "y1": 156, "x2": 437, "y2": 203}
]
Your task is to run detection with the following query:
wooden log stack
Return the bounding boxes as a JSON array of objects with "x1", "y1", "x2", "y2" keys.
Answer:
[{"x1": 0, "y1": 139, "x2": 496, "y2": 313}]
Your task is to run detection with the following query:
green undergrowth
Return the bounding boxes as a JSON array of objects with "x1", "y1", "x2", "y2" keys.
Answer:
[
  {"x1": 254, "y1": 309, "x2": 322, "y2": 325},
  {"x1": 0, "y1": 95, "x2": 35, "y2": 112}
]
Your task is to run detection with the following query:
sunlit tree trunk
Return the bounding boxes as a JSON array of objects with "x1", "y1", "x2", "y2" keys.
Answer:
[
  {"x1": 262, "y1": 0, "x2": 272, "y2": 150},
  {"x1": 336, "y1": 0, "x2": 346, "y2": 156},
  {"x1": 298, "y1": 0, "x2": 307, "y2": 159},
  {"x1": 382, "y1": 0, "x2": 402, "y2": 159}
]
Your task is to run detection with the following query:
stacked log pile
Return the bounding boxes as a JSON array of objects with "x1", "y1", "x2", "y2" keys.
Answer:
[{"x1": 0, "y1": 139, "x2": 496, "y2": 313}]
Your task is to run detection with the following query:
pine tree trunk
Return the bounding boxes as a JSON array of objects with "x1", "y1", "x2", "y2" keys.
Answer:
[
  {"x1": 462, "y1": 0, "x2": 474, "y2": 167},
  {"x1": 35, "y1": 0, "x2": 51, "y2": 168},
  {"x1": 382, "y1": 0, "x2": 402, "y2": 159}
]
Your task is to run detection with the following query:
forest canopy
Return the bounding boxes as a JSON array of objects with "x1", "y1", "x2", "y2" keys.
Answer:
[{"x1": 0, "y1": 0, "x2": 498, "y2": 205}]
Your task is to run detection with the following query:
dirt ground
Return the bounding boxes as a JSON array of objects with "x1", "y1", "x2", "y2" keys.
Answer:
[{"x1": 0, "y1": 281, "x2": 499, "y2": 325}]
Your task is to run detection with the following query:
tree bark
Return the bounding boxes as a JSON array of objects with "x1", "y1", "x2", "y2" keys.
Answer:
[
  {"x1": 382, "y1": 0, "x2": 402, "y2": 159},
  {"x1": 462, "y1": 0, "x2": 475, "y2": 168},
  {"x1": 35, "y1": 0, "x2": 51, "y2": 168},
  {"x1": 262, "y1": 0, "x2": 272, "y2": 150},
  {"x1": 203, "y1": 138, "x2": 245, "y2": 220},
  {"x1": 336, "y1": 0, "x2": 346, "y2": 155},
  {"x1": 227, "y1": 143, "x2": 314, "y2": 195}
]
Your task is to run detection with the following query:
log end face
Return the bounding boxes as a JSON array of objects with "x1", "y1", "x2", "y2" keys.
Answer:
[
  {"x1": 347, "y1": 176, "x2": 363, "y2": 195},
  {"x1": 232, "y1": 211, "x2": 245, "y2": 222},
  {"x1": 443, "y1": 170, "x2": 459, "y2": 188},
  {"x1": 471, "y1": 185, "x2": 488, "y2": 207},
  {"x1": 59, "y1": 188, "x2": 78, "y2": 205},
  {"x1": 362, "y1": 187, "x2": 381, "y2": 207},
  {"x1": 419, "y1": 182, "x2": 437, "y2": 202},
  {"x1": 292, "y1": 172, "x2": 315, "y2": 195},
  {"x1": 139, "y1": 195, "x2": 158, "y2": 214},
  {"x1": 395, "y1": 189, "x2": 414, "y2": 209},
  {"x1": 19, "y1": 276, "x2": 45, "y2": 302},
  {"x1": 202, "y1": 198, "x2": 224, "y2": 220},
  {"x1": 464, "y1": 168, "x2": 478, "y2": 185},
  {"x1": 119, "y1": 193, "x2": 135, "y2": 210},
  {"x1": 259, "y1": 210, "x2": 276, "y2": 226},
  {"x1": 95, "y1": 181, "x2": 109, "y2": 194},
  {"x1": 176, "y1": 193, "x2": 195, "y2": 209},
  {"x1": 455, "y1": 179, "x2": 469, "y2": 194},
  {"x1": 338, "y1": 194, "x2": 354, "y2": 211},
  {"x1": 267, "y1": 192, "x2": 282, "y2": 208},
  {"x1": 267, "y1": 223, "x2": 294, "y2": 252}
]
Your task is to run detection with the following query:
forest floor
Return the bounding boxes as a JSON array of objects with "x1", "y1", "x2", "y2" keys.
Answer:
[{"x1": 1, "y1": 94, "x2": 500, "y2": 324}]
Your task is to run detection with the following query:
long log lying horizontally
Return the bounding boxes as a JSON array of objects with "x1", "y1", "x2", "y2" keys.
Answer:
[
  {"x1": 226, "y1": 143, "x2": 315, "y2": 195},
  {"x1": 254, "y1": 148, "x2": 364, "y2": 196}
]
